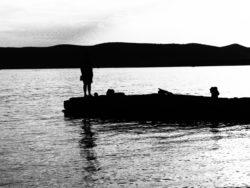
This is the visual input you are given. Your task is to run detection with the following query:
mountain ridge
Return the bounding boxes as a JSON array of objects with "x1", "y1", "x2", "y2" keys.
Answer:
[{"x1": 1, "y1": 42, "x2": 250, "y2": 69}]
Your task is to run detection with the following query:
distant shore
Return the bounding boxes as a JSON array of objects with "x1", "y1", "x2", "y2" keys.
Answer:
[{"x1": 1, "y1": 42, "x2": 250, "y2": 69}]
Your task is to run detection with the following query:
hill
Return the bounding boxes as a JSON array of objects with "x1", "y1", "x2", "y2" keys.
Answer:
[{"x1": 1, "y1": 42, "x2": 250, "y2": 69}]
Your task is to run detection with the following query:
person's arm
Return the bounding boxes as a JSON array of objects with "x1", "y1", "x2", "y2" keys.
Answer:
[
  {"x1": 80, "y1": 67, "x2": 84, "y2": 75},
  {"x1": 80, "y1": 67, "x2": 83, "y2": 81}
]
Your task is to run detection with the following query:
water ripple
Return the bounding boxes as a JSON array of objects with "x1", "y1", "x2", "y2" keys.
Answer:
[{"x1": 1, "y1": 68, "x2": 250, "y2": 187}]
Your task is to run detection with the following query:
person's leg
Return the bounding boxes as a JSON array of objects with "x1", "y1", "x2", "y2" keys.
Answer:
[
  {"x1": 83, "y1": 84, "x2": 87, "y2": 96},
  {"x1": 87, "y1": 83, "x2": 92, "y2": 96}
]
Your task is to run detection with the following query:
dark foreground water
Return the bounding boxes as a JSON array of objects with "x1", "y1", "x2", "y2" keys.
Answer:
[{"x1": 1, "y1": 67, "x2": 250, "y2": 187}]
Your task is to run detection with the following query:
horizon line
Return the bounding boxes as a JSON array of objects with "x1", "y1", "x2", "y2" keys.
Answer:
[{"x1": 0, "y1": 42, "x2": 247, "y2": 49}]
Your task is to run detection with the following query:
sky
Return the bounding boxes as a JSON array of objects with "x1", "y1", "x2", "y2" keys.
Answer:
[{"x1": 1, "y1": 0, "x2": 250, "y2": 47}]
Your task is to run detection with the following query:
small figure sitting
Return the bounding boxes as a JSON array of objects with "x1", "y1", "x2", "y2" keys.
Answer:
[
  {"x1": 210, "y1": 87, "x2": 219, "y2": 99},
  {"x1": 106, "y1": 89, "x2": 115, "y2": 96}
]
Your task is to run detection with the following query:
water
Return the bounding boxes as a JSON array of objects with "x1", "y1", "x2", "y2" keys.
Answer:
[{"x1": 1, "y1": 67, "x2": 250, "y2": 187}]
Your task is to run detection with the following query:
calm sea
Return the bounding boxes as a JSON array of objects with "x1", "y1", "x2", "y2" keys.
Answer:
[{"x1": 1, "y1": 67, "x2": 250, "y2": 187}]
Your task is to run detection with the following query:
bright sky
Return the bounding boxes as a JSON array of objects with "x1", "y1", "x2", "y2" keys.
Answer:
[{"x1": 1, "y1": 0, "x2": 250, "y2": 47}]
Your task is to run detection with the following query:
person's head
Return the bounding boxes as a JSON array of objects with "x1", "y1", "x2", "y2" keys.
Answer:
[{"x1": 83, "y1": 52, "x2": 92, "y2": 67}]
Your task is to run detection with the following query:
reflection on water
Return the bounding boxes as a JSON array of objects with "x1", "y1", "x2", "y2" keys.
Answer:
[
  {"x1": 80, "y1": 119, "x2": 97, "y2": 148},
  {"x1": 1, "y1": 68, "x2": 250, "y2": 187},
  {"x1": 63, "y1": 119, "x2": 250, "y2": 187},
  {"x1": 79, "y1": 119, "x2": 100, "y2": 186}
]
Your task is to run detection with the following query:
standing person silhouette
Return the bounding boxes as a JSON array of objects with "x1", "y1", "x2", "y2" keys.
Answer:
[{"x1": 80, "y1": 53, "x2": 93, "y2": 97}]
